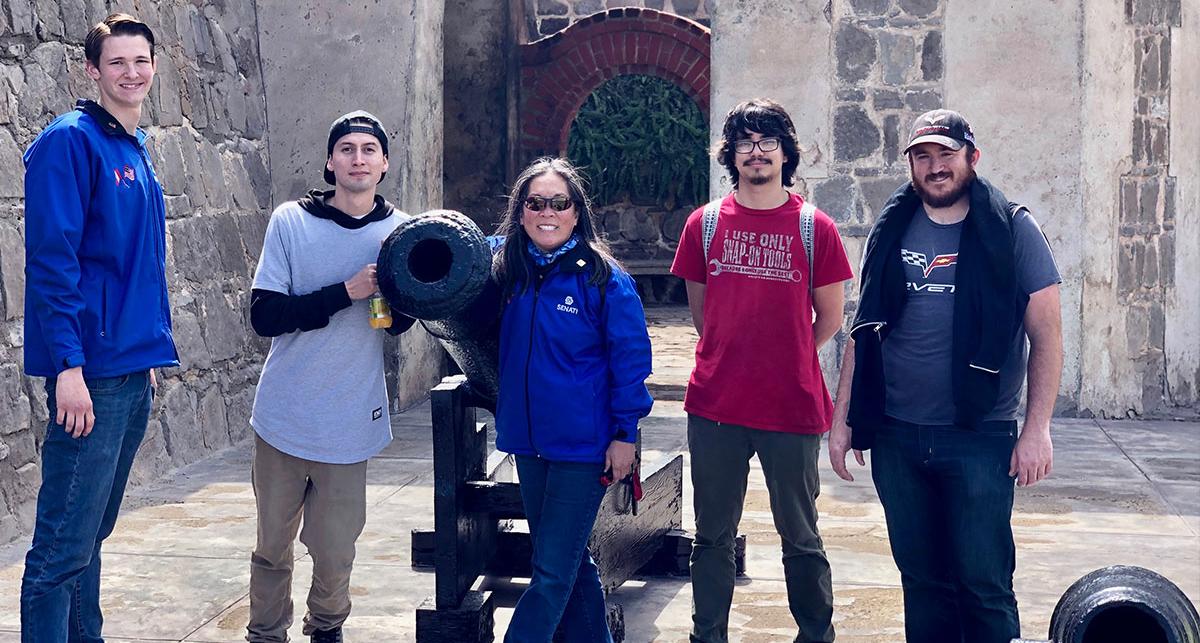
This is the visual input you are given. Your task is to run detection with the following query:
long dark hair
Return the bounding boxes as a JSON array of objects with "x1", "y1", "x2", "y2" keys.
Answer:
[
  {"x1": 715, "y1": 98, "x2": 801, "y2": 189},
  {"x1": 492, "y1": 157, "x2": 618, "y2": 295}
]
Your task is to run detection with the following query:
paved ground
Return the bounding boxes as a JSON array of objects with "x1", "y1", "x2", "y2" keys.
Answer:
[{"x1": 2, "y1": 307, "x2": 1197, "y2": 642}]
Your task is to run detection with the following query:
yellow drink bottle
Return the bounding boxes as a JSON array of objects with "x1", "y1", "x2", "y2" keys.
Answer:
[{"x1": 368, "y1": 293, "x2": 393, "y2": 329}]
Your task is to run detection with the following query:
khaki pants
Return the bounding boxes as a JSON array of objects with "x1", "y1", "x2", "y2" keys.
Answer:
[{"x1": 247, "y1": 435, "x2": 367, "y2": 642}]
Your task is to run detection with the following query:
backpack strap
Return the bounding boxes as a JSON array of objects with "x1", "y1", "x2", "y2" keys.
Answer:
[
  {"x1": 703, "y1": 195, "x2": 818, "y2": 294},
  {"x1": 800, "y1": 200, "x2": 816, "y2": 295},
  {"x1": 701, "y1": 197, "x2": 723, "y2": 261}
]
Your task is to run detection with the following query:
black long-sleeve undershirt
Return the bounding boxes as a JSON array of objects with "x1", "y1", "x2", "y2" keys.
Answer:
[{"x1": 250, "y1": 286, "x2": 415, "y2": 337}]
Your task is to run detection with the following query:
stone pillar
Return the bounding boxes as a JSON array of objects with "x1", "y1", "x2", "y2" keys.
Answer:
[
  {"x1": 945, "y1": 0, "x2": 1086, "y2": 414},
  {"x1": 444, "y1": 0, "x2": 510, "y2": 229},
  {"x1": 1111, "y1": 1, "x2": 1180, "y2": 414},
  {"x1": 0, "y1": 0, "x2": 275, "y2": 543},
  {"x1": 1165, "y1": 0, "x2": 1198, "y2": 409},
  {"x1": 709, "y1": 0, "x2": 832, "y2": 196},
  {"x1": 1076, "y1": 0, "x2": 1192, "y2": 416}
]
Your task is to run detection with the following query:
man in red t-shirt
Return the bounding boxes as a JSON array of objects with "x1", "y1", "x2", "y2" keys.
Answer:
[{"x1": 671, "y1": 98, "x2": 854, "y2": 643}]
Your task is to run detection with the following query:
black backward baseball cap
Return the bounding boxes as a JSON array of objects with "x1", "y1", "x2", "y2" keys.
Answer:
[
  {"x1": 904, "y1": 109, "x2": 977, "y2": 154},
  {"x1": 324, "y1": 110, "x2": 389, "y2": 185}
]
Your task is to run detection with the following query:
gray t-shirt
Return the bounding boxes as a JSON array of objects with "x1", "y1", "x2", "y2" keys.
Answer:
[
  {"x1": 882, "y1": 207, "x2": 1060, "y2": 424},
  {"x1": 250, "y1": 201, "x2": 407, "y2": 464}
]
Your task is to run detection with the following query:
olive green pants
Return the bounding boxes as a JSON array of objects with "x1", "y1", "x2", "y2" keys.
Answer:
[{"x1": 688, "y1": 414, "x2": 835, "y2": 643}]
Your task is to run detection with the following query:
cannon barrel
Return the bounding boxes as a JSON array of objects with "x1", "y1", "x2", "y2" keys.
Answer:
[
  {"x1": 377, "y1": 210, "x2": 501, "y2": 407},
  {"x1": 1013, "y1": 565, "x2": 1199, "y2": 643}
]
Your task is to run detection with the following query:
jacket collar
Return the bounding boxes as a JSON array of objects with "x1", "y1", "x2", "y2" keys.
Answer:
[
  {"x1": 533, "y1": 240, "x2": 595, "y2": 276},
  {"x1": 75, "y1": 99, "x2": 142, "y2": 142}
]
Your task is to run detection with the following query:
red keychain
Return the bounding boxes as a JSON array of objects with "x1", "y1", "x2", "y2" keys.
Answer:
[{"x1": 601, "y1": 463, "x2": 644, "y2": 514}]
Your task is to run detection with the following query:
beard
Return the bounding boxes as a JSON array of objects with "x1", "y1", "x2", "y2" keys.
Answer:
[
  {"x1": 741, "y1": 157, "x2": 775, "y2": 186},
  {"x1": 913, "y1": 165, "x2": 976, "y2": 208}
]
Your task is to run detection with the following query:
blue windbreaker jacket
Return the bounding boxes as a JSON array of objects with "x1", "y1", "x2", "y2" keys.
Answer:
[
  {"x1": 23, "y1": 100, "x2": 178, "y2": 377},
  {"x1": 495, "y1": 244, "x2": 654, "y2": 463}
]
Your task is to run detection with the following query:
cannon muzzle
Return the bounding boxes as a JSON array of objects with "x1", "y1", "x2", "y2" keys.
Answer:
[
  {"x1": 378, "y1": 210, "x2": 501, "y2": 408},
  {"x1": 1014, "y1": 565, "x2": 1199, "y2": 643}
]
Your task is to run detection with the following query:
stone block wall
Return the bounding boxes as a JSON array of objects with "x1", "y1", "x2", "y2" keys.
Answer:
[
  {"x1": 527, "y1": 0, "x2": 711, "y2": 38},
  {"x1": 805, "y1": 0, "x2": 949, "y2": 387},
  {"x1": 1116, "y1": 2, "x2": 1180, "y2": 413}
]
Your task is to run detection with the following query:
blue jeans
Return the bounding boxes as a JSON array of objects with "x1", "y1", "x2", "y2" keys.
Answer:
[
  {"x1": 21, "y1": 372, "x2": 152, "y2": 643},
  {"x1": 870, "y1": 417, "x2": 1020, "y2": 643},
  {"x1": 506, "y1": 456, "x2": 612, "y2": 643}
]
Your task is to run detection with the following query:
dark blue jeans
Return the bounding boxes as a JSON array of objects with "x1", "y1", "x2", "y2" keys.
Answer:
[
  {"x1": 506, "y1": 456, "x2": 612, "y2": 643},
  {"x1": 870, "y1": 417, "x2": 1020, "y2": 643},
  {"x1": 21, "y1": 372, "x2": 152, "y2": 643}
]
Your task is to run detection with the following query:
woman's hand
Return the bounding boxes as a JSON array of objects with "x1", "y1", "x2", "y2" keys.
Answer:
[{"x1": 605, "y1": 440, "x2": 636, "y2": 481}]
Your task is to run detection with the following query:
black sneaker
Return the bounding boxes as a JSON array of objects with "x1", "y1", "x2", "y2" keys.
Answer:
[{"x1": 310, "y1": 628, "x2": 343, "y2": 643}]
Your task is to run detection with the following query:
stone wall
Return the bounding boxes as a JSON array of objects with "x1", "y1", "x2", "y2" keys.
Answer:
[
  {"x1": 0, "y1": 0, "x2": 448, "y2": 544},
  {"x1": 444, "y1": 0, "x2": 512, "y2": 229}
]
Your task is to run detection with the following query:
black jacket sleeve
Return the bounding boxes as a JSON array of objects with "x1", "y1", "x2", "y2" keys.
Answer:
[
  {"x1": 250, "y1": 285, "x2": 353, "y2": 337},
  {"x1": 384, "y1": 308, "x2": 418, "y2": 336}
]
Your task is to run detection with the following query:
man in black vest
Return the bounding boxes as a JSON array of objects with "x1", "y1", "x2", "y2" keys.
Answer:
[{"x1": 828, "y1": 109, "x2": 1063, "y2": 643}]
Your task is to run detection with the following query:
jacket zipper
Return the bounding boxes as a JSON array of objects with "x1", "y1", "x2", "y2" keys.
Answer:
[
  {"x1": 524, "y1": 273, "x2": 545, "y2": 456},
  {"x1": 136, "y1": 143, "x2": 170, "y2": 331},
  {"x1": 850, "y1": 320, "x2": 887, "y2": 337},
  {"x1": 100, "y1": 282, "x2": 108, "y2": 337}
]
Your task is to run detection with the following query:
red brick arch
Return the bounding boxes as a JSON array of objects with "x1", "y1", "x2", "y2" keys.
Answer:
[{"x1": 518, "y1": 8, "x2": 711, "y2": 161}]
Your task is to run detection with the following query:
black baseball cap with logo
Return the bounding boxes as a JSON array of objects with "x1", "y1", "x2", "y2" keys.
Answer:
[
  {"x1": 903, "y1": 109, "x2": 977, "y2": 154},
  {"x1": 324, "y1": 110, "x2": 389, "y2": 185}
]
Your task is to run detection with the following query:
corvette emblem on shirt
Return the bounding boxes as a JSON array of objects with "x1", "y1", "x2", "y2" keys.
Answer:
[{"x1": 900, "y1": 249, "x2": 958, "y2": 279}]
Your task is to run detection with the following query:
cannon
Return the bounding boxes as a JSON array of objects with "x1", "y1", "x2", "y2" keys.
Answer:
[
  {"x1": 1014, "y1": 565, "x2": 1199, "y2": 643},
  {"x1": 378, "y1": 209, "x2": 503, "y2": 407},
  {"x1": 378, "y1": 210, "x2": 735, "y2": 643}
]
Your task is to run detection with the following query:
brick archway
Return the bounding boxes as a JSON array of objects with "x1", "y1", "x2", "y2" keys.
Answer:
[{"x1": 518, "y1": 8, "x2": 711, "y2": 161}]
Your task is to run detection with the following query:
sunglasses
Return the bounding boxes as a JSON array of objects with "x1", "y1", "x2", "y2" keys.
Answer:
[{"x1": 524, "y1": 195, "x2": 574, "y2": 212}]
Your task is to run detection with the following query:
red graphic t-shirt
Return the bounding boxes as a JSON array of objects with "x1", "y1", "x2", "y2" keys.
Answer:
[{"x1": 670, "y1": 193, "x2": 854, "y2": 434}]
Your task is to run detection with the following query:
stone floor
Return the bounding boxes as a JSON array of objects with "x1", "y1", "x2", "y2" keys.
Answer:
[{"x1": 2, "y1": 307, "x2": 1197, "y2": 642}]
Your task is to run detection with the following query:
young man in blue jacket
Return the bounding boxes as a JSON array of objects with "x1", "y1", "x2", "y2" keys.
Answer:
[{"x1": 20, "y1": 13, "x2": 179, "y2": 642}]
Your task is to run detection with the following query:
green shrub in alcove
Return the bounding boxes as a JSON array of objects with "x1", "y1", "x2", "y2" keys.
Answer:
[{"x1": 567, "y1": 74, "x2": 709, "y2": 209}]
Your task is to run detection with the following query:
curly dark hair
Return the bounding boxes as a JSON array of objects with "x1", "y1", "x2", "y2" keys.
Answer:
[
  {"x1": 492, "y1": 157, "x2": 618, "y2": 295},
  {"x1": 714, "y1": 98, "x2": 801, "y2": 189}
]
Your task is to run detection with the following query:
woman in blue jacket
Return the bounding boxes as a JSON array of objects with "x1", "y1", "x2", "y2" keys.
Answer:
[{"x1": 493, "y1": 157, "x2": 654, "y2": 642}]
